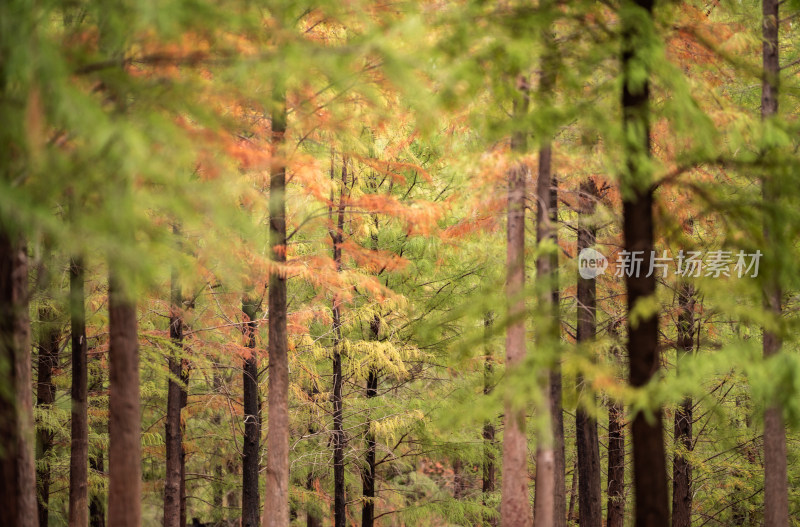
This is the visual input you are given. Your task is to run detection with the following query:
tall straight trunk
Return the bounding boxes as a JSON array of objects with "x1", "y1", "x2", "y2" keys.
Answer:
[
  {"x1": 760, "y1": 1, "x2": 789, "y2": 524},
  {"x1": 576, "y1": 179, "x2": 602, "y2": 527},
  {"x1": 499, "y1": 85, "x2": 533, "y2": 527},
  {"x1": 331, "y1": 155, "x2": 347, "y2": 527},
  {"x1": 165, "y1": 269, "x2": 184, "y2": 527},
  {"x1": 107, "y1": 274, "x2": 142, "y2": 527},
  {"x1": 362, "y1": 316, "x2": 380, "y2": 527},
  {"x1": 671, "y1": 283, "x2": 695, "y2": 527},
  {"x1": 605, "y1": 398, "x2": 625, "y2": 527},
  {"x1": 36, "y1": 306, "x2": 61, "y2": 527},
  {"x1": 179, "y1": 380, "x2": 187, "y2": 527},
  {"x1": 620, "y1": 2, "x2": 669, "y2": 525},
  {"x1": 533, "y1": 145, "x2": 558, "y2": 527},
  {"x1": 453, "y1": 459, "x2": 464, "y2": 499},
  {"x1": 566, "y1": 459, "x2": 577, "y2": 524},
  {"x1": 242, "y1": 298, "x2": 260, "y2": 527},
  {"x1": 264, "y1": 86, "x2": 290, "y2": 527},
  {"x1": 213, "y1": 373, "x2": 224, "y2": 512},
  {"x1": 69, "y1": 258, "x2": 89, "y2": 527},
  {"x1": 89, "y1": 453, "x2": 106, "y2": 527},
  {"x1": 483, "y1": 313, "x2": 497, "y2": 527},
  {"x1": 548, "y1": 177, "x2": 566, "y2": 527},
  {"x1": 534, "y1": 21, "x2": 563, "y2": 524},
  {"x1": 0, "y1": 233, "x2": 36, "y2": 527},
  {"x1": 89, "y1": 355, "x2": 106, "y2": 527}
]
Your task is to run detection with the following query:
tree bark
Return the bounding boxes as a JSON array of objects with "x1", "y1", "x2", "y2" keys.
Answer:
[
  {"x1": 533, "y1": 145, "x2": 559, "y2": 527},
  {"x1": 671, "y1": 283, "x2": 695, "y2": 527},
  {"x1": 760, "y1": 1, "x2": 789, "y2": 525},
  {"x1": 331, "y1": 155, "x2": 347, "y2": 527},
  {"x1": 566, "y1": 459, "x2": 577, "y2": 524},
  {"x1": 576, "y1": 179, "x2": 601, "y2": 527},
  {"x1": 107, "y1": 274, "x2": 142, "y2": 527},
  {"x1": 36, "y1": 305, "x2": 61, "y2": 527},
  {"x1": 362, "y1": 317, "x2": 380, "y2": 527},
  {"x1": 69, "y1": 258, "x2": 90, "y2": 527},
  {"x1": 89, "y1": 357, "x2": 106, "y2": 527},
  {"x1": 605, "y1": 397, "x2": 625, "y2": 527},
  {"x1": 0, "y1": 233, "x2": 37, "y2": 527},
  {"x1": 165, "y1": 270, "x2": 184, "y2": 527},
  {"x1": 180, "y1": 370, "x2": 188, "y2": 527},
  {"x1": 242, "y1": 298, "x2": 260, "y2": 527},
  {"x1": 483, "y1": 313, "x2": 497, "y2": 527},
  {"x1": 621, "y1": 2, "x2": 669, "y2": 525},
  {"x1": 500, "y1": 87, "x2": 533, "y2": 527},
  {"x1": 264, "y1": 86, "x2": 290, "y2": 527}
]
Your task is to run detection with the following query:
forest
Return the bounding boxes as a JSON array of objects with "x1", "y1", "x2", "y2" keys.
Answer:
[{"x1": 2, "y1": 0, "x2": 800, "y2": 526}]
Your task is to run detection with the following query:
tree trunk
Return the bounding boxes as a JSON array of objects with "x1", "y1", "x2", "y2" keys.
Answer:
[
  {"x1": 500, "y1": 86, "x2": 533, "y2": 527},
  {"x1": 89, "y1": 356, "x2": 106, "y2": 527},
  {"x1": 0, "y1": 233, "x2": 36, "y2": 527},
  {"x1": 165, "y1": 270, "x2": 184, "y2": 527},
  {"x1": 566, "y1": 459, "x2": 577, "y2": 524},
  {"x1": 264, "y1": 86, "x2": 290, "y2": 527},
  {"x1": 362, "y1": 316, "x2": 379, "y2": 527},
  {"x1": 107, "y1": 274, "x2": 142, "y2": 527},
  {"x1": 69, "y1": 258, "x2": 89, "y2": 527},
  {"x1": 621, "y1": 3, "x2": 669, "y2": 525},
  {"x1": 180, "y1": 375, "x2": 188, "y2": 527},
  {"x1": 576, "y1": 179, "x2": 601, "y2": 527},
  {"x1": 242, "y1": 298, "x2": 260, "y2": 527},
  {"x1": 760, "y1": 1, "x2": 789, "y2": 525},
  {"x1": 89, "y1": 453, "x2": 106, "y2": 527},
  {"x1": 533, "y1": 144, "x2": 559, "y2": 527},
  {"x1": 605, "y1": 398, "x2": 625, "y2": 527},
  {"x1": 213, "y1": 373, "x2": 224, "y2": 512},
  {"x1": 671, "y1": 283, "x2": 695, "y2": 527},
  {"x1": 331, "y1": 155, "x2": 348, "y2": 527},
  {"x1": 483, "y1": 313, "x2": 497, "y2": 527},
  {"x1": 36, "y1": 305, "x2": 60, "y2": 527}
]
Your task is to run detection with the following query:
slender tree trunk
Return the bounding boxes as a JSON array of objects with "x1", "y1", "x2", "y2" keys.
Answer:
[
  {"x1": 179, "y1": 370, "x2": 188, "y2": 527},
  {"x1": 331, "y1": 155, "x2": 348, "y2": 527},
  {"x1": 760, "y1": 1, "x2": 789, "y2": 524},
  {"x1": 242, "y1": 298, "x2": 260, "y2": 527},
  {"x1": 534, "y1": 22, "x2": 563, "y2": 524},
  {"x1": 213, "y1": 373, "x2": 224, "y2": 513},
  {"x1": 0, "y1": 233, "x2": 36, "y2": 527},
  {"x1": 362, "y1": 317, "x2": 380, "y2": 527},
  {"x1": 264, "y1": 86, "x2": 290, "y2": 527},
  {"x1": 671, "y1": 283, "x2": 695, "y2": 527},
  {"x1": 548, "y1": 176, "x2": 566, "y2": 527},
  {"x1": 36, "y1": 306, "x2": 60, "y2": 527},
  {"x1": 107, "y1": 274, "x2": 142, "y2": 527},
  {"x1": 576, "y1": 179, "x2": 601, "y2": 527},
  {"x1": 499, "y1": 84, "x2": 533, "y2": 527},
  {"x1": 89, "y1": 355, "x2": 106, "y2": 527},
  {"x1": 89, "y1": 453, "x2": 106, "y2": 527},
  {"x1": 621, "y1": 2, "x2": 669, "y2": 525},
  {"x1": 69, "y1": 258, "x2": 89, "y2": 527},
  {"x1": 483, "y1": 313, "x2": 497, "y2": 527},
  {"x1": 165, "y1": 269, "x2": 184, "y2": 527},
  {"x1": 533, "y1": 145, "x2": 558, "y2": 527},
  {"x1": 605, "y1": 398, "x2": 625, "y2": 527},
  {"x1": 566, "y1": 460, "x2": 577, "y2": 524}
]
